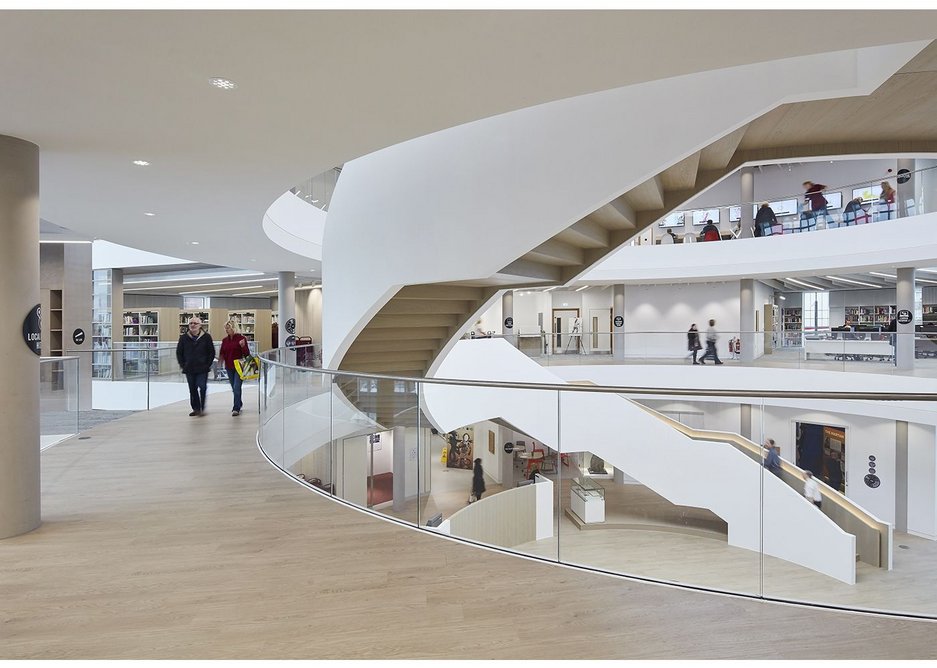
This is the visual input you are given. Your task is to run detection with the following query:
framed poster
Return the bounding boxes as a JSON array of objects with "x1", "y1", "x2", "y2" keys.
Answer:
[
  {"x1": 488, "y1": 431, "x2": 495, "y2": 454},
  {"x1": 446, "y1": 427, "x2": 474, "y2": 470}
]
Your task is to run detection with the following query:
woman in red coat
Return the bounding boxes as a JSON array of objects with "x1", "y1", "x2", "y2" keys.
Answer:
[{"x1": 218, "y1": 320, "x2": 250, "y2": 416}]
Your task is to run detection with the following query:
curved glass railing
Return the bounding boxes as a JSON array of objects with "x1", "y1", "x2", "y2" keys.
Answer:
[
  {"x1": 256, "y1": 347, "x2": 937, "y2": 618},
  {"x1": 467, "y1": 329, "x2": 937, "y2": 375},
  {"x1": 638, "y1": 163, "x2": 937, "y2": 245},
  {"x1": 290, "y1": 166, "x2": 342, "y2": 212}
]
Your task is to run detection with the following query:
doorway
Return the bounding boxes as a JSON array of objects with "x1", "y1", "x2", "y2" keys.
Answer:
[
  {"x1": 589, "y1": 308, "x2": 612, "y2": 354},
  {"x1": 795, "y1": 422, "x2": 846, "y2": 493},
  {"x1": 367, "y1": 431, "x2": 394, "y2": 507},
  {"x1": 552, "y1": 308, "x2": 580, "y2": 354}
]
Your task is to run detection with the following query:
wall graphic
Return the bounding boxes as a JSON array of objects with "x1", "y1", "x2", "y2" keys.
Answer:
[
  {"x1": 447, "y1": 427, "x2": 474, "y2": 470},
  {"x1": 796, "y1": 422, "x2": 846, "y2": 493}
]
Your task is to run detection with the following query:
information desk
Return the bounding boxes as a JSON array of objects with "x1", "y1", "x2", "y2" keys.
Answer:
[
  {"x1": 804, "y1": 338, "x2": 894, "y2": 362},
  {"x1": 570, "y1": 477, "x2": 605, "y2": 524}
]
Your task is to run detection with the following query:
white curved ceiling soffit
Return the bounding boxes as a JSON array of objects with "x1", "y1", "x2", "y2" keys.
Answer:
[{"x1": 3, "y1": 11, "x2": 937, "y2": 273}]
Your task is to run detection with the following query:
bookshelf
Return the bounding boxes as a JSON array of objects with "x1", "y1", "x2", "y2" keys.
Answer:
[
  {"x1": 844, "y1": 305, "x2": 896, "y2": 327},
  {"x1": 228, "y1": 310, "x2": 256, "y2": 342},
  {"x1": 122, "y1": 310, "x2": 161, "y2": 377},
  {"x1": 922, "y1": 304, "x2": 937, "y2": 324},
  {"x1": 179, "y1": 310, "x2": 211, "y2": 336},
  {"x1": 782, "y1": 307, "x2": 802, "y2": 347},
  {"x1": 92, "y1": 270, "x2": 113, "y2": 379}
]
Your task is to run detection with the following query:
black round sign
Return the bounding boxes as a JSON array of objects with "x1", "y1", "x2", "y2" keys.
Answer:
[
  {"x1": 23, "y1": 304, "x2": 41, "y2": 356},
  {"x1": 503, "y1": 441, "x2": 514, "y2": 454},
  {"x1": 72, "y1": 328, "x2": 85, "y2": 346},
  {"x1": 285, "y1": 318, "x2": 296, "y2": 334},
  {"x1": 864, "y1": 473, "x2": 881, "y2": 489},
  {"x1": 613, "y1": 315, "x2": 624, "y2": 328},
  {"x1": 284, "y1": 335, "x2": 297, "y2": 348},
  {"x1": 897, "y1": 168, "x2": 911, "y2": 185},
  {"x1": 897, "y1": 309, "x2": 913, "y2": 325},
  {"x1": 504, "y1": 316, "x2": 514, "y2": 330}
]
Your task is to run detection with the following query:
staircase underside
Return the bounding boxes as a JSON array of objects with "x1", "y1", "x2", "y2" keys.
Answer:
[{"x1": 339, "y1": 43, "x2": 937, "y2": 382}]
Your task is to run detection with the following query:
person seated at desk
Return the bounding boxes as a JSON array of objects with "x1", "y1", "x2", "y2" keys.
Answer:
[
  {"x1": 659, "y1": 229, "x2": 677, "y2": 244},
  {"x1": 700, "y1": 220, "x2": 721, "y2": 242}
]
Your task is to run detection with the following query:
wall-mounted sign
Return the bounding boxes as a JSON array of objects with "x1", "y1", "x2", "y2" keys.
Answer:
[
  {"x1": 613, "y1": 315, "x2": 624, "y2": 328},
  {"x1": 23, "y1": 304, "x2": 41, "y2": 355},
  {"x1": 864, "y1": 474, "x2": 881, "y2": 488},
  {"x1": 503, "y1": 441, "x2": 514, "y2": 454},
  {"x1": 285, "y1": 318, "x2": 296, "y2": 334},
  {"x1": 284, "y1": 335, "x2": 297, "y2": 348},
  {"x1": 504, "y1": 316, "x2": 514, "y2": 330},
  {"x1": 897, "y1": 309, "x2": 913, "y2": 325},
  {"x1": 72, "y1": 328, "x2": 85, "y2": 346},
  {"x1": 897, "y1": 168, "x2": 911, "y2": 185}
]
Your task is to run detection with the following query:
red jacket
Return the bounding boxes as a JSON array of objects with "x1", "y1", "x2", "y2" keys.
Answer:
[{"x1": 218, "y1": 333, "x2": 250, "y2": 369}]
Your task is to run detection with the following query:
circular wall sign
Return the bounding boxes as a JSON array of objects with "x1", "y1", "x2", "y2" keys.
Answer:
[
  {"x1": 285, "y1": 318, "x2": 296, "y2": 334},
  {"x1": 23, "y1": 304, "x2": 41, "y2": 356},
  {"x1": 864, "y1": 473, "x2": 881, "y2": 489},
  {"x1": 613, "y1": 315, "x2": 624, "y2": 328},
  {"x1": 503, "y1": 442, "x2": 515, "y2": 454},
  {"x1": 897, "y1": 168, "x2": 911, "y2": 185},
  {"x1": 284, "y1": 335, "x2": 297, "y2": 348},
  {"x1": 897, "y1": 309, "x2": 913, "y2": 325},
  {"x1": 72, "y1": 328, "x2": 86, "y2": 345},
  {"x1": 504, "y1": 316, "x2": 514, "y2": 330}
]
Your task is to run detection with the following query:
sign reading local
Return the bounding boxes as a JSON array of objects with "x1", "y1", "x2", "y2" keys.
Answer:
[
  {"x1": 613, "y1": 315, "x2": 624, "y2": 328},
  {"x1": 285, "y1": 335, "x2": 297, "y2": 348},
  {"x1": 504, "y1": 316, "x2": 513, "y2": 329},
  {"x1": 72, "y1": 328, "x2": 85, "y2": 345},
  {"x1": 285, "y1": 318, "x2": 296, "y2": 334},
  {"x1": 897, "y1": 168, "x2": 911, "y2": 185},
  {"x1": 23, "y1": 304, "x2": 41, "y2": 355},
  {"x1": 503, "y1": 442, "x2": 514, "y2": 454},
  {"x1": 897, "y1": 309, "x2": 913, "y2": 325}
]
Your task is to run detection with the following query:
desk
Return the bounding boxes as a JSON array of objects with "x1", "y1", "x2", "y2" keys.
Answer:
[{"x1": 804, "y1": 339, "x2": 894, "y2": 361}]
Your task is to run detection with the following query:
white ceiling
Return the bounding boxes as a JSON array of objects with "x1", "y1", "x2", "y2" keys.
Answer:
[{"x1": 5, "y1": 10, "x2": 937, "y2": 275}]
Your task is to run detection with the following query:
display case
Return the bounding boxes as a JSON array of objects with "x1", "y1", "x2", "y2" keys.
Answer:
[
  {"x1": 92, "y1": 269, "x2": 113, "y2": 379},
  {"x1": 570, "y1": 477, "x2": 606, "y2": 524}
]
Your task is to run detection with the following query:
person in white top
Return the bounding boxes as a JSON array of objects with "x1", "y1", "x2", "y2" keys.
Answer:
[{"x1": 803, "y1": 470, "x2": 822, "y2": 509}]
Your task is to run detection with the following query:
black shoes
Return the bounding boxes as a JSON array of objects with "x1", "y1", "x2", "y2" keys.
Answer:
[{"x1": 189, "y1": 410, "x2": 200, "y2": 417}]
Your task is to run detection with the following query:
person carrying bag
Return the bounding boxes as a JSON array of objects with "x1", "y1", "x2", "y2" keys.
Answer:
[{"x1": 218, "y1": 320, "x2": 252, "y2": 416}]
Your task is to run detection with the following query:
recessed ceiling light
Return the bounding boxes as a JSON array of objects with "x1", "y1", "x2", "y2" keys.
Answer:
[
  {"x1": 144, "y1": 212, "x2": 156, "y2": 217},
  {"x1": 208, "y1": 77, "x2": 237, "y2": 90},
  {"x1": 132, "y1": 160, "x2": 150, "y2": 166},
  {"x1": 250, "y1": 258, "x2": 257, "y2": 262},
  {"x1": 190, "y1": 241, "x2": 200, "y2": 245},
  {"x1": 311, "y1": 199, "x2": 319, "y2": 203}
]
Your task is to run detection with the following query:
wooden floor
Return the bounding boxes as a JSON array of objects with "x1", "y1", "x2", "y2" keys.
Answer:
[{"x1": 3, "y1": 389, "x2": 937, "y2": 659}]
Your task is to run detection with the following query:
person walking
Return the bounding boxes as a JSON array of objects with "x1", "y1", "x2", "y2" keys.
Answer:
[
  {"x1": 217, "y1": 320, "x2": 251, "y2": 416},
  {"x1": 687, "y1": 323, "x2": 702, "y2": 364},
  {"x1": 803, "y1": 470, "x2": 822, "y2": 509},
  {"x1": 802, "y1": 181, "x2": 829, "y2": 230},
  {"x1": 763, "y1": 439, "x2": 782, "y2": 478},
  {"x1": 471, "y1": 458, "x2": 486, "y2": 503},
  {"x1": 176, "y1": 316, "x2": 215, "y2": 416},
  {"x1": 698, "y1": 318, "x2": 723, "y2": 364}
]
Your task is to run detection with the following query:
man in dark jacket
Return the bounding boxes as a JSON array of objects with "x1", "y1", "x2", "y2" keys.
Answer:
[{"x1": 176, "y1": 317, "x2": 215, "y2": 416}]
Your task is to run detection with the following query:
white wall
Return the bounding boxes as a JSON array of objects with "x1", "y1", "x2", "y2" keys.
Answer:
[
  {"x1": 370, "y1": 430, "x2": 393, "y2": 475},
  {"x1": 475, "y1": 420, "x2": 503, "y2": 485},
  {"x1": 907, "y1": 423, "x2": 937, "y2": 539},
  {"x1": 760, "y1": 407, "x2": 896, "y2": 524}
]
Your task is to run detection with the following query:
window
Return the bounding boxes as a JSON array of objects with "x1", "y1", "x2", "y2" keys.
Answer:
[
  {"x1": 803, "y1": 291, "x2": 829, "y2": 333},
  {"x1": 183, "y1": 296, "x2": 208, "y2": 309}
]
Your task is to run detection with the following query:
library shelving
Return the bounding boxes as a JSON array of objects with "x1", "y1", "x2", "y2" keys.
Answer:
[
  {"x1": 122, "y1": 310, "x2": 161, "y2": 377},
  {"x1": 228, "y1": 310, "x2": 256, "y2": 341},
  {"x1": 782, "y1": 307, "x2": 803, "y2": 347},
  {"x1": 923, "y1": 304, "x2": 937, "y2": 324},
  {"x1": 179, "y1": 310, "x2": 211, "y2": 336},
  {"x1": 844, "y1": 305, "x2": 896, "y2": 327},
  {"x1": 92, "y1": 270, "x2": 114, "y2": 379}
]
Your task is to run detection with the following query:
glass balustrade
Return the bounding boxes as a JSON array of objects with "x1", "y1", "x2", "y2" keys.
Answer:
[
  {"x1": 637, "y1": 163, "x2": 937, "y2": 245},
  {"x1": 255, "y1": 350, "x2": 937, "y2": 618},
  {"x1": 39, "y1": 356, "x2": 79, "y2": 449}
]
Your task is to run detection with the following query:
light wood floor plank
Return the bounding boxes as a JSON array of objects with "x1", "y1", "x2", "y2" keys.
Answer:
[{"x1": 2, "y1": 388, "x2": 936, "y2": 659}]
